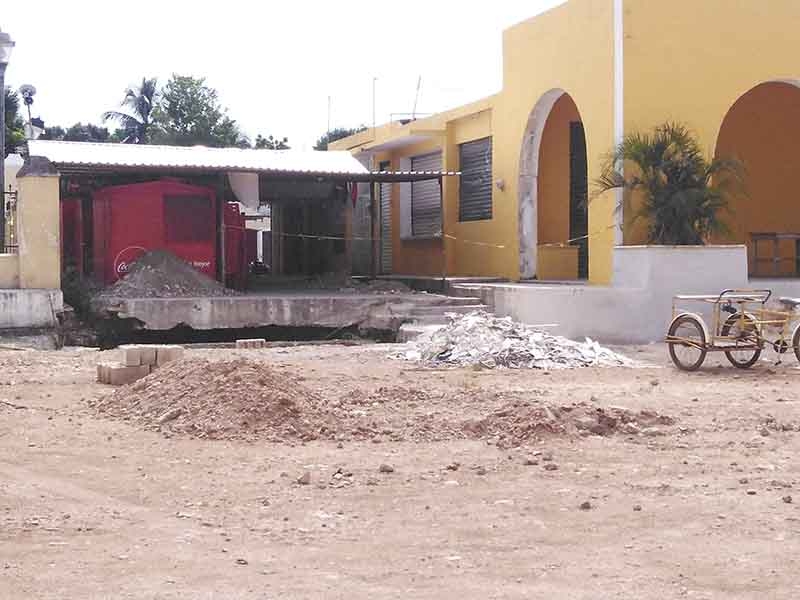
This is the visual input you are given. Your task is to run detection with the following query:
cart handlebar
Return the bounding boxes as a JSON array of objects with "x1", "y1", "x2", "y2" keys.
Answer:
[{"x1": 716, "y1": 288, "x2": 772, "y2": 304}]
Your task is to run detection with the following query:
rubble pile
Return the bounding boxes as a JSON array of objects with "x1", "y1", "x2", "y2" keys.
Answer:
[
  {"x1": 463, "y1": 401, "x2": 676, "y2": 448},
  {"x1": 91, "y1": 358, "x2": 327, "y2": 441},
  {"x1": 95, "y1": 250, "x2": 236, "y2": 299},
  {"x1": 397, "y1": 311, "x2": 631, "y2": 369}
]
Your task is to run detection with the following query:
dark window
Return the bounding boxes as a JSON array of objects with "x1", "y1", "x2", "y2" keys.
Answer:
[
  {"x1": 459, "y1": 137, "x2": 493, "y2": 222},
  {"x1": 164, "y1": 195, "x2": 214, "y2": 243}
]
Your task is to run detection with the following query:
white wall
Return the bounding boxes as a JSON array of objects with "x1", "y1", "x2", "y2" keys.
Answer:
[
  {"x1": 0, "y1": 289, "x2": 63, "y2": 328},
  {"x1": 458, "y1": 245, "x2": 752, "y2": 344}
]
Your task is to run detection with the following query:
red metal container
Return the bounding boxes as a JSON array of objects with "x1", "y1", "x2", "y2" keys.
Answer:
[{"x1": 92, "y1": 180, "x2": 219, "y2": 285}]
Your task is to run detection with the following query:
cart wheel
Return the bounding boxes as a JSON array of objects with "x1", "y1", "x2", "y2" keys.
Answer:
[
  {"x1": 793, "y1": 326, "x2": 800, "y2": 364},
  {"x1": 667, "y1": 315, "x2": 707, "y2": 371},
  {"x1": 721, "y1": 313, "x2": 762, "y2": 369}
]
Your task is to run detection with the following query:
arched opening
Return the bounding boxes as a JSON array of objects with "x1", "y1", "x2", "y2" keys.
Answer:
[
  {"x1": 715, "y1": 81, "x2": 800, "y2": 278},
  {"x1": 518, "y1": 90, "x2": 588, "y2": 280}
]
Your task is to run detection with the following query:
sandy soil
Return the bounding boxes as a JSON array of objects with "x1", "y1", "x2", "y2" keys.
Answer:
[{"x1": 1, "y1": 343, "x2": 799, "y2": 599}]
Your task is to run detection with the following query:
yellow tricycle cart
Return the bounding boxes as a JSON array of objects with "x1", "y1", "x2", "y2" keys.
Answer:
[{"x1": 666, "y1": 289, "x2": 800, "y2": 371}]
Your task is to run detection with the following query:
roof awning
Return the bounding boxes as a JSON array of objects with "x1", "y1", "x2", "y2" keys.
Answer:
[
  {"x1": 25, "y1": 140, "x2": 459, "y2": 184},
  {"x1": 27, "y1": 139, "x2": 370, "y2": 178}
]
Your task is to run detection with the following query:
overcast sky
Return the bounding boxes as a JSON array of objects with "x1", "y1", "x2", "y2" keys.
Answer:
[{"x1": 2, "y1": 1, "x2": 564, "y2": 149}]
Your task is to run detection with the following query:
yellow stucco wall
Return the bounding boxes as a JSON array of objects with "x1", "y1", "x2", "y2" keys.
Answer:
[
  {"x1": 714, "y1": 82, "x2": 800, "y2": 275},
  {"x1": 337, "y1": 0, "x2": 800, "y2": 284},
  {"x1": 336, "y1": 0, "x2": 617, "y2": 282},
  {"x1": 17, "y1": 174, "x2": 61, "y2": 290},
  {"x1": 622, "y1": 0, "x2": 800, "y2": 250},
  {"x1": 495, "y1": 0, "x2": 616, "y2": 283},
  {"x1": 537, "y1": 245, "x2": 579, "y2": 280},
  {"x1": 374, "y1": 140, "x2": 446, "y2": 277},
  {"x1": 0, "y1": 254, "x2": 20, "y2": 288},
  {"x1": 537, "y1": 94, "x2": 581, "y2": 245}
]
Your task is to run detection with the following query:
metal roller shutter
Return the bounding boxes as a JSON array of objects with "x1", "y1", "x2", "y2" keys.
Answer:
[
  {"x1": 411, "y1": 152, "x2": 442, "y2": 237},
  {"x1": 459, "y1": 137, "x2": 493, "y2": 221},
  {"x1": 380, "y1": 181, "x2": 392, "y2": 273}
]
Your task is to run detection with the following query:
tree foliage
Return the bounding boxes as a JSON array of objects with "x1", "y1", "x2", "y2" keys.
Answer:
[
  {"x1": 595, "y1": 122, "x2": 746, "y2": 245},
  {"x1": 4, "y1": 87, "x2": 25, "y2": 157},
  {"x1": 40, "y1": 122, "x2": 111, "y2": 143},
  {"x1": 314, "y1": 126, "x2": 367, "y2": 151},
  {"x1": 102, "y1": 77, "x2": 158, "y2": 144},
  {"x1": 254, "y1": 134, "x2": 290, "y2": 150},
  {"x1": 151, "y1": 74, "x2": 247, "y2": 147}
]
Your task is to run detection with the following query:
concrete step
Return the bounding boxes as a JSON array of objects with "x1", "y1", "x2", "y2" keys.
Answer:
[
  {"x1": 396, "y1": 323, "x2": 445, "y2": 343},
  {"x1": 406, "y1": 304, "x2": 487, "y2": 316},
  {"x1": 416, "y1": 295, "x2": 483, "y2": 307}
]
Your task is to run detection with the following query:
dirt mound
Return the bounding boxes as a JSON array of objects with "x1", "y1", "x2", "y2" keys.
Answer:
[
  {"x1": 92, "y1": 358, "x2": 326, "y2": 441},
  {"x1": 463, "y1": 402, "x2": 676, "y2": 448},
  {"x1": 92, "y1": 357, "x2": 675, "y2": 447},
  {"x1": 96, "y1": 250, "x2": 236, "y2": 299}
]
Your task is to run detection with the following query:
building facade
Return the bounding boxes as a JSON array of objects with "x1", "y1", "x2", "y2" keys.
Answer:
[{"x1": 333, "y1": 0, "x2": 800, "y2": 284}]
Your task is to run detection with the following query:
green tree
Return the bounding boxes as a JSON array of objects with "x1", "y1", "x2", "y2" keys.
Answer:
[
  {"x1": 313, "y1": 126, "x2": 367, "y2": 151},
  {"x1": 254, "y1": 134, "x2": 290, "y2": 150},
  {"x1": 4, "y1": 87, "x2": 25, "y2": 157},
  {"x1": 40, "y1": 122, "x2": 111, "y2": 143},
  {"x1": 102, "y1": 77, "x2": 158, "y2": 144},
  {"x1": 595, "y1": 122, "x2": 746, "y2": 245},
  {"x1": 152, "y1": 74, "x2": 246, "y2": 147}
]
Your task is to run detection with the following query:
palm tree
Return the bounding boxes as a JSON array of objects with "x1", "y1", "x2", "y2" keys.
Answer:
[
  {"x1": 595, "y1": 122, "x2": 745, "y2": 245},
  {"x1": 102, "y1": 77, "x2": 158, "y2": 144}
]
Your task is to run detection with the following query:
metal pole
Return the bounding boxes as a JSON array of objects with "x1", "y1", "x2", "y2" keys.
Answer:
[
  {"x1": 372, "y1": 77, "x2": 377, "y2": 134},
  {"x1": 438, "y1": 175, "x2": 446, "y2": 291},
  {"x1": 0, "y1": 63, "x2": 6, "y2": 253}
]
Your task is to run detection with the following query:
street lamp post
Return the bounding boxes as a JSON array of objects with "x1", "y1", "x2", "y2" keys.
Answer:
[{"x1": 0, "y1": 28, "x2": 15, "y2": 253}]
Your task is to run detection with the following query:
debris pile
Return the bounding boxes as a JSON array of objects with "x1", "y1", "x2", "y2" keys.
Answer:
[
  {"x1": 92, "y1": 358, "x2": 327, "y2": 441},
  {"x1": 95, "y1": 250, "x2": 236, "y2": 299},
  {"x1": 397, "y1": 311, "x2": 631, "y2": 369},
  {"x1": 463, "y1": 401, "x2": 676, "y2": 448}
]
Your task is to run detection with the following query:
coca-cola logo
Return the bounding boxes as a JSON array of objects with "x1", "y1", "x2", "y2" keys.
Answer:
[
  {"x1": 112, "y1": 246, "x2": 147, "y2": 280},
  {"x1": 192, "y1": 261, "x2": 212, "y2": 270}
]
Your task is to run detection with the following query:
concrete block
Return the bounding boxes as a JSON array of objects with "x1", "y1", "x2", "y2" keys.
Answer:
[
  {"x1": 107, "y1": 364, "x2": 150, "y2": 386},
  {"x1": 156, "y1": 345, "x2": 185, "y2": 366},
  {"x1": 139, "y1": 346, "x2": 158, "y2": 366},
  {"x1": 236, "y1": 338, "x2": 266, "y2": 349},
  {"x1": 96, "y1": 362, "x2": 116, "y2": 384},
  {"x1": 119, "y1": 344, "x2": 142, "y2": 367}
]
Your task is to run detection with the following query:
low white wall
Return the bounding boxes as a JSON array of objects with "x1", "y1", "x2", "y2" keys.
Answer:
[
  {"x1": 0, "y1": 289, "x2": 63, "y2": 328},
  {"x1": 461, "y1": 245, "x2": 752, "y2": 344},
  {"x1": 752, "y1": 279, "x2": 800, "y2": 301},
  {"x1": 488, "y1": 283, "x2": 646, "y2": 344}
]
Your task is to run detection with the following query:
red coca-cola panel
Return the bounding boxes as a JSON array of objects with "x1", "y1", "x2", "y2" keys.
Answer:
[{"x1": 92, "y1": 180, "x2": 219, "y2": 285}]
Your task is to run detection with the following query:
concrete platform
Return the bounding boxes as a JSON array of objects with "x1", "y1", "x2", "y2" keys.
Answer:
[
  {"x1": 375, "y1": 275, "x2": 506, "y2": 294},
  {"x1": 0, "y1": 289, "x2": 63, "y2": 328},
  {"x1": 95, "y1": 291, "x2": 485, "y2": 332}
]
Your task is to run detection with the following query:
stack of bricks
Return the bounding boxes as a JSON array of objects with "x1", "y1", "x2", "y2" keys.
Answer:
[
  {"x1": 235, "y1": 338, "x2": 267, "y2": 349},
  {"x1": 97, "y1": 344, "x2": 185, "y2": 386}
]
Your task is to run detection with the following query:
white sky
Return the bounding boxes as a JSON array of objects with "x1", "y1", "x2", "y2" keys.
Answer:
[{"x1": 2, "y1": 1, "x2": 564, "y2": 150}]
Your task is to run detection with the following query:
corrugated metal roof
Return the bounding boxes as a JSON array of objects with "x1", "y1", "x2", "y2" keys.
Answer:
[{"x1": 27, "y1": 140, "x2": 370, "y2": 176}]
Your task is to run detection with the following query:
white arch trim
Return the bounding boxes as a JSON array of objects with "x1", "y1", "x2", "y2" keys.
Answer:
[{"x1": 518, "y1": 88, "x2": 566, "y2": 279}]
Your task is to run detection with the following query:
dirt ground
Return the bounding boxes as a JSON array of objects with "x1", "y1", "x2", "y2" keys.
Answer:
[{"x1": 1, "y1": 342, "x2": 799, "y2": 599}]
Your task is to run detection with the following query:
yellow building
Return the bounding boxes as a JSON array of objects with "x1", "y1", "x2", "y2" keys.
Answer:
[{"x1": 333, "y1": 0, "x2": 800, "y2": 284}]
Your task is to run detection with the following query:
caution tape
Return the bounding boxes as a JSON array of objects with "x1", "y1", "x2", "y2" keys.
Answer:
[{"x1": 274, "y1": 222, "x2": 620, "y2": 251}]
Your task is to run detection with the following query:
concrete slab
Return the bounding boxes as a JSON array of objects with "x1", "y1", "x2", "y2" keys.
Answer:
[
  {"x1": 97, "y1": 292, "x2": 481, "y2": 333},
  {"x1": 0, "y1": 289, "x2": 63, "y2": 328}
]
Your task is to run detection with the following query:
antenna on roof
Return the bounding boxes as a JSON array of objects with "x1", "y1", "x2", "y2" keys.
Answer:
[{"x1": 412, "y1": 76, "x2": 422, "y2": 120}]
